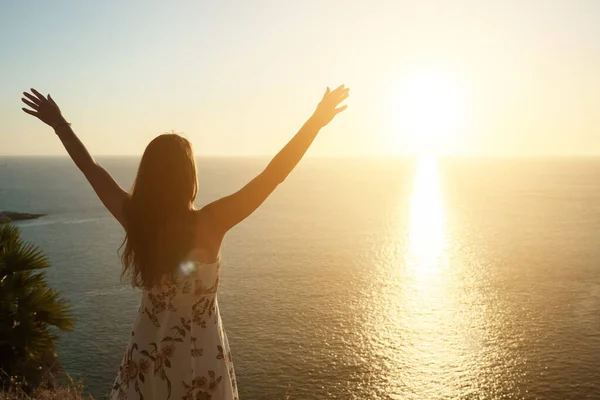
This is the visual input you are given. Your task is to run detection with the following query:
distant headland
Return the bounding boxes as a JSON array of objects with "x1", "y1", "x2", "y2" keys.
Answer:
[{"x1": 0, "y1": 211, "x2": 46, "y2": 224}]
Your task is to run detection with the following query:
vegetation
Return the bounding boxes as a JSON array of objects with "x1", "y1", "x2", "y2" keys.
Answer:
[
  {"x1": 0, "y1": 377, "x2": 91, "y2": 400},
  {"x1": 0, "y1": 224, "x2": 74, "y2": 393}
]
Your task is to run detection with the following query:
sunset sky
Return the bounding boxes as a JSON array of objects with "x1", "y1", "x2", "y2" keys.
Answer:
[{"x1": 1, "y1": 0, "x2": 599, "y2": 157}]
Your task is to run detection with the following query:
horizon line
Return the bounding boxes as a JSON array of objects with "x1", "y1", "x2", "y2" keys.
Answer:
[{"x1": 2, "y1": 154, "x2": 600, "y2": 160}]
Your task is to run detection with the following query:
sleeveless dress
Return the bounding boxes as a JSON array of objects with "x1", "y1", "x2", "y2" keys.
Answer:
[{"x1": 109, "y1": 258, "x2": 238, "y2": 400}]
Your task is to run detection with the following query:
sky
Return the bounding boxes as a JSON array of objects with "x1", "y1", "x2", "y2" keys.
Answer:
[{"x1": 1, "y1": 0, "x2": 599, "y2": 157}]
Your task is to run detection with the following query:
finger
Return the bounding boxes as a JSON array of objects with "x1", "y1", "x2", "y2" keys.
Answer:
[
  {"x1": 21, "y1": 98, "x2": 40, "y2": 110},
  {"x1": 30, "y1": 88, "x2": 48, "y2": 103},
  {"x1": 325, "y1": 89, "x2": 349, "y2": 108},
  {"x1": 336, "y1": 87, "x2": 349, "y2": 98},
  {"x1": 48, "y1": 94, "x2": 58, "y2": 107},
  {"x1": 22, "y1": 108, "x2": 39, "y2": 117},
  {"x1": 334, "y1": 105, "x2": 348, "y2": 115},
  {"x1": 336, "y1": 92, "x2": 350, "y2": 104},
  {"x1": 327, "y1": 87, "x2": 346, "y2": 102},
  {"x1": 331, "y1": 85, "x2": 346, "y2": 95},
  {"x1": 23, "y1": 92, "x2": 42, "y2": 105},
  {"x1": 322, "y1": 87, "x2": 330, "y2": 101}
]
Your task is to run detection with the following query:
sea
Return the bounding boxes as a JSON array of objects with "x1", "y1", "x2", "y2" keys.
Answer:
[{"x1": 1, "y1": 156, "x2": 599, "y2": 400}]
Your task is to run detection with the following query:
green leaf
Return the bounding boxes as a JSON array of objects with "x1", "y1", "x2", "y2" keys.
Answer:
[{"x1": 0, "y1": 224, "x2": 74, "y2": 390}]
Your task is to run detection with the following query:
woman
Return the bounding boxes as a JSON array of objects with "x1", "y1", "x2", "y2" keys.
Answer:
[{"x1": 21, "y1": 85, "x2": 349, "y2": 400}]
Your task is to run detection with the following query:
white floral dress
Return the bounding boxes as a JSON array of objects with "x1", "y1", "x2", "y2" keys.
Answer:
[{"x1": 110, "y1": 259, "x2": 238, "y2": 400}]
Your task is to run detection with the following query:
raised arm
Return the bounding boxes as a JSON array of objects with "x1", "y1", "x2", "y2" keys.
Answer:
[
  {"x1": 205, "y1": 84, "x2": 350, "y2": 236},
  {"x1": 21, "y1": 88, "x2": 129, "y2": 227}
]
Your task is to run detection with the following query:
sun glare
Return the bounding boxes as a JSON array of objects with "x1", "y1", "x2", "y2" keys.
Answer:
[{"x1": 389, "y1": 69, "x2": 468, "y2": 155}]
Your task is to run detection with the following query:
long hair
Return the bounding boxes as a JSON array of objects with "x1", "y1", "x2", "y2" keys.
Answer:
[{"x1": 120, "y1": 133, "x2": 198, "y2": 289}]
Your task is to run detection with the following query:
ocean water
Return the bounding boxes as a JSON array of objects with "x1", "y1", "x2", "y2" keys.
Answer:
[{"x1": 0, "y1": 156, "x2": 599, "y2": 400}]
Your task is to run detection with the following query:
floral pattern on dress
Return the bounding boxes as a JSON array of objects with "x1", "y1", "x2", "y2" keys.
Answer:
[{"x1": 109, "y1": 261, "x2": 237, "y2": 400}]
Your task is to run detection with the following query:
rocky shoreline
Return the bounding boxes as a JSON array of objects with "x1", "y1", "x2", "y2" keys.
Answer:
[{"x1": 0, "y1": 211, "x2": 46, "y2": 224}]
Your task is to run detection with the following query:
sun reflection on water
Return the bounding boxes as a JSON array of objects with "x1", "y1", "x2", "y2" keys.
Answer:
[
  {"x1": 407, "y1": 156, "x2": 447, "y2": 276},
  {"x1": 398, "y1": 156, "x2": 463, "y2": 397},
  {"x1": 365, "y1": 156, "x2": 490, "y2": 399}
]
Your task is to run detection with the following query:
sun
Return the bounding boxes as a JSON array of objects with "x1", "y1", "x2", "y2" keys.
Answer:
[{"x1": 388, "y1": 69, "x2": 468, "y2": 155}]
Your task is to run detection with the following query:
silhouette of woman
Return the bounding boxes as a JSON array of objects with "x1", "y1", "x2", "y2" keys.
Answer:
[{"x1": 21, "y1": 85, "x2": 349, "y2": 400}]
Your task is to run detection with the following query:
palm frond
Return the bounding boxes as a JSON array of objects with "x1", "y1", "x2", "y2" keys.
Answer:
[
  {"x1": 0, "y1": 224, "x2": 74, "y2": 391},
  {"x1": 21, "y1": 287, "x2": 74, "y2": 332},
  {"x1": 0, "y1": 224, "x2": 21, "y2": 250},
  {"x1": 1, "y1": 242, "x2": 50, "y2": 275}
]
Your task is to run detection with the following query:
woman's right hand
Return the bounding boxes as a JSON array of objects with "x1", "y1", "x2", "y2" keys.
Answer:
[
  {"x1": 310, "y1": 85, "x2": 350, "y2": 128},
  {"x1": 21, "y1": 88, "x2": 68, "y2": 129}
]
